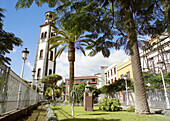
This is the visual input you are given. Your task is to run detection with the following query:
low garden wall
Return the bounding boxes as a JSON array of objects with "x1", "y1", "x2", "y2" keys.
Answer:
[
  {"x1": 0, "y1": 63, "x2": 43, "y2": 115},
  {"x1": 98, "y1": 89, "x2": 170, "y2": 109}
]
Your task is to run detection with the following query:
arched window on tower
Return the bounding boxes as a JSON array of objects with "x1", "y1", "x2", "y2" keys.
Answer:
[
  {"x1": 37, "y1": 68, "x2": 41, "y2": 77},
  {"x1": 51, "y1": 32, "x2": 54, "y2": 37},
  {"x1": 49, "y1": 69, "x2": 52, "y2": 75},
  {"x1": 39, "y1": 49, "x2": 43, "y2": 59},
  {"x1": 41, "y1": 32, "x2": 44, "y2": 38},
  {"x1": 50, "y1": 51, "x2": 53, "y2": 61},
  {"x1": 44, "y1": 32, "x2": 47, "y2": 38}
]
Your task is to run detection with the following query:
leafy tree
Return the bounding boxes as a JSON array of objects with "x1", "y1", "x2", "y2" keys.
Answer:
[
  {"x1": 0, "y1": 8, "x2": 22, "y2": 65},
  {"x1": 58, "y1": 81, "x2": 65, "y2": 94},
  {"x1": 74, "y1": 82, "x2": 86, "y2": 103},
  {"x1": 91, "y1": 86, "x2": 101, "y2": 101},
  {"x1": 143, "y1": 71, "x2": 170, "y2": 90},
  {"x1": 62, "y1": 0, "x2": 165, "y2": 114},
  {"x1": 100, "y1": 79, "x2": 133, "y2": 96},
  {"x1": 32, "y1": 85, "x2": 40, "y2": 92},
  {"x1": 45, "y1": 87, "x2": 61, "y2": 100},
  {"x1": 41, "y1": 74, "x2": 62, "y2": 100}
]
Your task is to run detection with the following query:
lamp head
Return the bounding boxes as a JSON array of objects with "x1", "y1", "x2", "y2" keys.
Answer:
[
  {"x1": 157, "y1": 61, "x2": 164, "y2": 69},
  {"x1": 32, "y1": 68, "x2": 36, "y2": 77},
  {"x1": 124, "y1": 75, "x2": 128, "y2": 80},
  {"x1": 22, "y1": 48, "x2": 29, "y2": 60}
]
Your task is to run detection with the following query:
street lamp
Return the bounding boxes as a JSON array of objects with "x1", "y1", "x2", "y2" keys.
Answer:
[
  {"x1": 35, "y1": 76, "x2": 40, "y2": 103},
  {"x1": 21, "y1": 48, "x2": 29, "y2": 78},
  {"x1": 32, "y1": 68, "x2": 36, "y2": 88},
  {"x1": 124, "y1": 74, "x2": 129, "y2": 105},
  {"x1": 157, "y1": 61, "x2": 170, "y2": 109},
  {"x1": 17, "y1": 48, "x2": 29, "y2": 109}
]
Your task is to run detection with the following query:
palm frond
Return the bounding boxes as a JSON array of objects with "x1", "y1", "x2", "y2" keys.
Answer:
[
  {"x1": 79, "y1": 46, "x2": 86, "y2": 56},
  {"x1": 55, "y1": 45, "x2": 67, "y2": 58}
]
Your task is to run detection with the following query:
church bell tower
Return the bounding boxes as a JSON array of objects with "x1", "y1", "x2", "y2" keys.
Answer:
[{"x1": 33, "y1": 11, "x2": 57, "y2": 92}]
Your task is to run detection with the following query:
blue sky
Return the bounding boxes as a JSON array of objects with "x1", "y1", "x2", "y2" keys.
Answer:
[
  {"x1": 1, "y1": 0, "x2": 55, "y2": 81},
  {"x1": 0, "y1": 0, "x2": 129, "y2": 82}
]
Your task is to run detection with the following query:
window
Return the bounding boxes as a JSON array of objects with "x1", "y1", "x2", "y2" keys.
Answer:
[
  {"x1": 92, "y1": 79, "x2": 95, "y2": 82},
  {"x1": 50, "y1": 51, "x2": 53, "y2": 61},
  {"x1": 127, "y1": 71, "x2": 130, "y2": 79},
  {"x1": 108, "y1": 72, "x2": 109, "y2": 78},
  {"x1": 115, "y1": 77, "x2": 117, "y2": 81},
  {"x1": 121, "y1": 74, "x2": 124, "y2": 79},
  {"x1": 49, "y1": 69, "x2": 52, "y2": 75},
  {"x1": 149, "y1": 58, "x2": 153, "y2": 69},
  {"x1": 111, "y1": 79, "x2": 113, "y2": 83},
  {"x1": 114, "y1": 67, "x2": 116, "y2": 74},
  {"x1": 37, "y1": 68, "x2": 41, "y2": 77},
  {"x1": 39, "y1": 50, "x2": 43, "y2": 59},
  {"x1": 49, "y1": 14, "x2": 52, "y2": 18},
  {"x1": 51, "y1": 32, "x2": 54, "y2": 37},
  {"x1": 111, "y1": 69, "x2": 112, "y2": 76},
  {"x1": 164, "y1": 52, "x2": 169, "y2": 62},
  {"x1": 44, "y1": 32, "x2": 47, "y2": 38},
  {"x1": 41, "y1": 33, "x2": 44, "y2": 38}
]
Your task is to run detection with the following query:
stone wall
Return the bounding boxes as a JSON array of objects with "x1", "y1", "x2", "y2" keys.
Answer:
[{"x1": 98, "y1": 89, "x2": 170, "y2": 109}]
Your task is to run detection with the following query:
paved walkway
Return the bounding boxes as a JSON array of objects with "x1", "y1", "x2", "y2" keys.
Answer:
[{"x1": 19, "y1": 105, "x2": 47, "y2": 121}]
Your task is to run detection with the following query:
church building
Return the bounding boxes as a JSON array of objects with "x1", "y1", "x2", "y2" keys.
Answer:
[{"x1": 33, "y1": 11, "x2": 57, "y2": 92}]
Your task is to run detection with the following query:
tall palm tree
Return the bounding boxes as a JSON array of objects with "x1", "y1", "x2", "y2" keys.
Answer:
[
  {"x1": 41, "y1": 74, "x2": 62, "y2": 100},
  {"x1": 48, "y1": 26, "x2": 88, "y2": 92}
]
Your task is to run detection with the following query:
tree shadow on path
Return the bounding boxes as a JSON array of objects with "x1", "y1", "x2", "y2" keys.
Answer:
[{"x1": 60, "y1": 118, "x2": 121, "y2": 121}]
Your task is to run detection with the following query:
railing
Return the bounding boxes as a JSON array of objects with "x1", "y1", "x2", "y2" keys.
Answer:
[{"x1": 0, "y1": 63, "x2": 41, "y2": 115}]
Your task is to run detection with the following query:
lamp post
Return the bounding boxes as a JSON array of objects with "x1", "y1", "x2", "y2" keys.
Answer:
[
  {"x1": 124, "y1": 75, "x2": 129, "y2": 105},
  {"x1": 36, "y1": 76, "x2": 39, "y2": 103},
  {"x1": 20, "y1": 48, "x2": 29, "y2": 78},
  {"x1": 17, "y1": 48, "x2": 29, "y2": 109},
  {"x1": 157, "y1": 61, "x2": 170, "y2": 109},
  {"x1": 32, "y1": 69, "x2": 36, "y2": 88}
]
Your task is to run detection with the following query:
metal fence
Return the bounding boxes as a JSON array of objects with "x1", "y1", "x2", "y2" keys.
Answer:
[{"x1": 0, "y1": 63, "x2": 41, "y2": 115}]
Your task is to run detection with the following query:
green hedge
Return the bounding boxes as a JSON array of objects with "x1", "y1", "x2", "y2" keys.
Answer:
[
  {"x1": 98, "y1": 96, "x2": 122, "y2": 111},
  {"x1": 127, "y1": 106, "x2": 135, "y2": 112}
]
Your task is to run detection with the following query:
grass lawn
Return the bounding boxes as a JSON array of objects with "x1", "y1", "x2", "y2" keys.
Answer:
[{"x1": 51, "y1": 105, "x2": 170, "y2": 121}]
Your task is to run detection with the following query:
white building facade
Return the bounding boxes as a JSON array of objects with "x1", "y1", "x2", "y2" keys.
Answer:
[
  {"x1": 140, "y1": 32, "x2": 170, "y2": 73},
  {"x1": 33, "y1": 11, "x2": 57, "y2": 92}
]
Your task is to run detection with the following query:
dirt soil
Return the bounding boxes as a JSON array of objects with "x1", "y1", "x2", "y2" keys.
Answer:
[{"x1": 18, "y1": 105, "x2": 47, "y2": 121}]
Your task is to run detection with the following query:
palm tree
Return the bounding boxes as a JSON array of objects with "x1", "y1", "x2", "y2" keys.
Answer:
[
  {"x1": 160, "y1": 0, "x2": 170, "y2": 35},
  {"x1": 69, "y1": 85, "x2": 81, "y2": 116},
  {"x1": 41, "y1": 74, "x2": 62, "y2": 100},
  {"x1": 48, "y1": 26, "x2": 88, "y2": 92}
]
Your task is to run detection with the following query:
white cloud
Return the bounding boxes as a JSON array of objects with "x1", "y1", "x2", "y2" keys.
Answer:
[
  {"x1": 26, "y1": 61, "x2": 33, "y2": 70},
  {"x1": 13, "y1": 48, "x2": 17, "y2": 53},
  {"x1": 56, "y1": 49, "x2": 128, "y2": 78}
]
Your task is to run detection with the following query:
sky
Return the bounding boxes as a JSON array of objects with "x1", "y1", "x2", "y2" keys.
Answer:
[{"x1": 0, "y1": 0, "x2": 129, "y2": 82}]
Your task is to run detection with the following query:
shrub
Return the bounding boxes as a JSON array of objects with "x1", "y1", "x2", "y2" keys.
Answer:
[
  {"x1": 127, "y1": 106, "x2": 135, "y2": 112},
  {"x1": 98, "y1": 96, "x2": 122, "y2": 111}
]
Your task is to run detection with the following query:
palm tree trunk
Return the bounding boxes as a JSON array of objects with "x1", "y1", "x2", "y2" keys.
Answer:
[
  {"x1": 68, "y1": 42, "x2": 75, "y2": 92},
  {"x1": 125, "y1": 6, "x2": 150, "y2": 114},
  {"x1": 160, "y1": 0, "x2": 170, "y2": 35},
  {"x1": 131, "y1": 43, "x2": 150, "y2": 114},
  {"x1": 52, "y1": 87, "x2": 54, "y2": 101},
  {"x1": 72, "y1": 101, "x2": 74, "y2": 116}
]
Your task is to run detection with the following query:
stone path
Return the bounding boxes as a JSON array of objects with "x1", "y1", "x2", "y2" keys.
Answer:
[{"x1": 19, "y1": 105, "x2": 47, "y2": 121}]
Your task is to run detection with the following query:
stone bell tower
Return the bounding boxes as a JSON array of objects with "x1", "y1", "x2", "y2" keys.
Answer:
[{"x1": 33, "y1": 11, "x2": 57, "y2": 92}]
